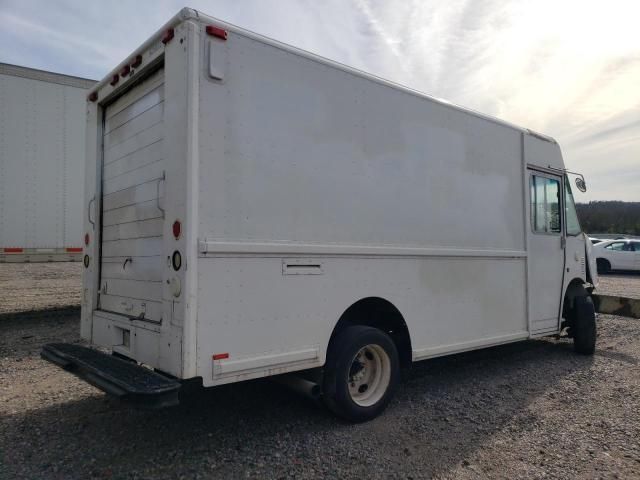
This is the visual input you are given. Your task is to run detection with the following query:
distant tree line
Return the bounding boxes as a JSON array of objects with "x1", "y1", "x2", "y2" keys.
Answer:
[{"x1": 576, "y1": 201, "x2": 640, "y2": 235}]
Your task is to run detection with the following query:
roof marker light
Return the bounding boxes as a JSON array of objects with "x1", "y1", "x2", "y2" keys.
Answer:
[
  {"x1": 110, "y1": 74, "x2": 119, "y2": 86},
  {"x1": 130, "y1": 55, "x2": 142, "y2": 68},
  {"x1": 120, "y1": 65, "x2": 130, "y2": 77},
  {"x1": 206, "y1": 25, "x2": 228, "y2": 40},
  {"x1": 162, "y1": 28, "x2": 175, "y2": 44},
  {"x1": 88, "y1": 91, "x2": 98, "y2": 102}
]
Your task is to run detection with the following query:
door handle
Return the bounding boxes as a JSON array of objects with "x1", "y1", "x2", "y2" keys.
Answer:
[{"x1": 561, "y1": 237, "x2": 566, "y2": 249}]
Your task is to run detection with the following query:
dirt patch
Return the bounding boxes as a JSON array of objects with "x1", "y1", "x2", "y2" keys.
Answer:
[
  {"x1": 597, "y1": 272, "x2": 640, "y2": 299},
  {"x1": 0, "y1": 263, "x2": 82, "y2": 314}
]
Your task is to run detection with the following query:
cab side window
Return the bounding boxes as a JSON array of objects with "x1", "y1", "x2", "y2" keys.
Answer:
[
  {"x1": 605, "y1": 242, "x2": 626, "y2": 251},
  {"x1": 530, "y1": 175, "x2": 561, "y2": 234}
]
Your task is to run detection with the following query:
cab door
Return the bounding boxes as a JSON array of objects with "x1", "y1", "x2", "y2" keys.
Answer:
[{"x1": 527, "y1": 169, "x2": 565, "y2": 334}]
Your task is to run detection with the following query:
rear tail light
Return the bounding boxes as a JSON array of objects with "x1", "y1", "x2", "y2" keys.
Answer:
[
  {"x1": 84, "y1": 233, "x2": 90, "y2": 246},
  {"x1": 206, "y1": 25, "x2": 228, "y2": 40},
  {"x1": 162, "y1": 28, "x2": 175, "y2": 44},
  {"x1": 172, "y1": 220, "x2": 182, "y2": 239}
]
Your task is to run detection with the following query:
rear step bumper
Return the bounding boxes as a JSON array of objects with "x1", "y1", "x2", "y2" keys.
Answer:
[{"x1": 41, "y1": 343, "x2": 181, "y2": 408}]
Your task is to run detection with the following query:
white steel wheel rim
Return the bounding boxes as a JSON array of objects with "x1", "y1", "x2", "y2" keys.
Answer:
[{"x1": 347, "y1": 344, "x2": 391, "y2": 407}]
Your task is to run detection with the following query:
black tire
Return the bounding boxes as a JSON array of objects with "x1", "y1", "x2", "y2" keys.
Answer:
[
  {"x1": 573, "y1": 296, "x2": 596, "y2": 355},
  {"x1": 322, "y1": 325, "x2": 399, "y2": 422},
  {"x1": 596, "y1": 258, "x2": 611, "y2": 274}
]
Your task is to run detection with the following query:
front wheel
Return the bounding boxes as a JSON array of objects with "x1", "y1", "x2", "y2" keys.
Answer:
[
  {"x1": 322, "y1": 326, "x2": 399, "y2": 422},
  {"x1": 573, "y1": 296, "x2": 596, "y2": 355}
]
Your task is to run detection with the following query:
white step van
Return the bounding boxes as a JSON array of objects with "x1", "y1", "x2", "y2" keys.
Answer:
[{"x1": 42, "y1": 8, "x2": 598, "y2": 422}]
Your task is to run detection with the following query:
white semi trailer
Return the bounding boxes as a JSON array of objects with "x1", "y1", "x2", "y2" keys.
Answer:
[
  {"x1": 42, "y1": 8, "x2": 599, "y2": 422},
  {"x1": 0, "y1": 63, "x2": 95, "y2": 262}
]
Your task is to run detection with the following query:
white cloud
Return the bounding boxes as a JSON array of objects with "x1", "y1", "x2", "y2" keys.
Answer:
[{"x1": 0, "y1": 0, "x2": 637, "y2": 200}]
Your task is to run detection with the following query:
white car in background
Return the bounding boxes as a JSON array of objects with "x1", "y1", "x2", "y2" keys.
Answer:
[{"x1": 593, "y1": 239, "x2": 640, "y2": 273}]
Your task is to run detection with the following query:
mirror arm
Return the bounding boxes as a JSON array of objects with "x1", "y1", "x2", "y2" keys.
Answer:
[{"x1": 545, "y1": 166, "x2": 587, "y2": 192}]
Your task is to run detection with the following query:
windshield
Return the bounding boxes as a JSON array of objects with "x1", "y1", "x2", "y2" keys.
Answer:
[{"x1": 564, "y1": 175, "x2": 582, "y2": 236}]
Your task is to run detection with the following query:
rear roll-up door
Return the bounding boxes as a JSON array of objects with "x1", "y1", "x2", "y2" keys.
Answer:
[{"x1": 98, "y1": 68, "x2": 166, "y2": 323}]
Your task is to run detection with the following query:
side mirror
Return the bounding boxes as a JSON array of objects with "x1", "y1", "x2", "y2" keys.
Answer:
[{"x1": 575, "y1": 177, "x2": 587, "y2": 192}]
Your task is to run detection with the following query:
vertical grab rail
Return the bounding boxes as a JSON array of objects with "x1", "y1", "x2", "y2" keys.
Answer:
[
  {"x1": 157, "y1": 171, "x2": 166, "y2": 217},
  {"x1": 88, "y1": 196, "x2": 96, "y2": 230}
]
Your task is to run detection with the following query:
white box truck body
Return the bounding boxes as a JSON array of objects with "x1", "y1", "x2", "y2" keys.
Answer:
[
  {"x1": 0, "y1": 63, "x2": 95, "y2": 262},
  {"x1": 42, "y1": 9, "x2": 599, "y2": 421}
]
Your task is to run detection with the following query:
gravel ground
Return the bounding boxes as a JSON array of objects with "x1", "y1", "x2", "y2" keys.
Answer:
[{"x1": 1, "y1": 264, "x2": 639, "y2": 479}]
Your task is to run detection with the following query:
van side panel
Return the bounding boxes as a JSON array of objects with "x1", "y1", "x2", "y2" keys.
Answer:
[
  {"x1": 197, "y1": 257, "x2": 527, "y2": 385},
  {"x1": 197, "y1": 34, "x2": 525, "y2": 252},
  {"x1": 195, "y1": 28, "x2": 528, "y2": 386}
]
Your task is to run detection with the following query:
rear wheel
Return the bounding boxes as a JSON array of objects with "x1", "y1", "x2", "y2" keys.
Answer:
[
  {"x1": 573, "y1": 296, "x2": 596, "y2": 355},
  {"x1": 323, "y1": 326, "x2": 399, "y2": 422},
  {"x1": 596, "y1": 258, "x2": 611, "y2": 274}
]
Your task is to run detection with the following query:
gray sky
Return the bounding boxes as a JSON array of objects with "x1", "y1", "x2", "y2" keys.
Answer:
[{"x1": 1, "y1": 0, "x2": 638, "y2": 201}]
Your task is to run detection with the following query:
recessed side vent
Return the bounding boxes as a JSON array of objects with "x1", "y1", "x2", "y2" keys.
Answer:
[{"x1": 282, "y1": 259, "x2": 324, "y2": 275}]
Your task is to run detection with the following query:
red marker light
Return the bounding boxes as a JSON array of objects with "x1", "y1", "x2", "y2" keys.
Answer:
[
  {"x1": 162, "y1": 28, "x2": 175, "y2": 44},
  {"x1": 4, "y1": 247, "x2": 23, "y2": 253},
  {"x1": 206, "y1": 25, "x2": 227, "y2": 40},
  {"x1": 212, "y1": 353, "x2": 229, "y2": 360},
  {"x1": 130, "y1": 55, "x2": 142, "y2": 68},
  {"x1": 66, "y1": 247, "x2": 83, "y2": 253},
  {"x1": 88, "y1": 91, "x2": 98, "y2": 102},
  {"x1": 120, "y1": 65, "x2": 130, "y2": 77},
  {"x1": 172, "y1": 220, "x2": 181, "y2": 239},
  {"x1": 84, "y1": 233, "x2": 90, "y2": 246},
  {"x1": 110, "y1": 74, "x2": 119, "y2": 86}
]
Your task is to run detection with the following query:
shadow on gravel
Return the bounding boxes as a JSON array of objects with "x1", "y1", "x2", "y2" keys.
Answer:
[
  {"x1": 595, "y1": 348, "x2": 639, "y2": 365},
  {"x1": 0, "y1": 307, "x2": 79, "y2": 359},
  {"x1": 0, "y1": 305, "x2": 80, "y2": 324},
  {"x1": 0, "y1": 336, "x2": 595, "y2": 479}
]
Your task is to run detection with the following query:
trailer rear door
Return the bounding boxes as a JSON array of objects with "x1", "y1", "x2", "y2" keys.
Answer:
[{"x1": 98, "y1": 68, "x2": 165, "y2": 323}]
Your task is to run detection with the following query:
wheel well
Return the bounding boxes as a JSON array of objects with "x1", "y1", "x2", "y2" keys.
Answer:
[
  {"x1": 330, "y1": 297, "x2": 412, "y2": 367},
  {"x1": 562, "y1": 278, "x2": 588, "y2": 320}
]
